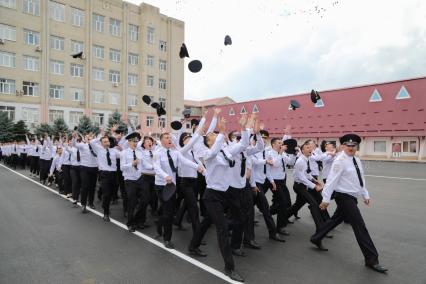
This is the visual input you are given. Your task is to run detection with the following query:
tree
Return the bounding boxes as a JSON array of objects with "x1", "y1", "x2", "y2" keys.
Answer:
[
  {"x1": 77, "y1": 115, "x2": 99, "y2": 135},
  {"x1": 12, "y1": 120, "x2": 29, "y2": 141},
  {"x1": 0, "y1": 112, "x2": 14, "y2": 142},
  {"x1": 52, "y1": 118, "x2": 69, "y2": 137},
  {"x1": 34, "y1": 123, "x2": 53, "y2": 138},
  {"x1": 107, "y1": 110, "x2": 126, "y2": 133}
]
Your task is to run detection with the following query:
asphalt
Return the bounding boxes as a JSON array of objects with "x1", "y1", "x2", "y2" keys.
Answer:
[{"x1": 0, "y1": 161, "x2": 426, "y2": 284}]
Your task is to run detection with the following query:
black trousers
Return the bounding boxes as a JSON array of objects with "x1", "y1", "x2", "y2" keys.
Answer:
[
  {"x1": 227, "y1": 187, "x2": 245, "y2": 249},
  {"x1": 126, "y1": 177, "x2": 150, "y2": 227},
  {"x1": 254, "y1": 181, "x2": 278, "y2": 237},
  {"x1": 70, "y1": 166, "x2": 81, "y2": 202},
  {"x1": 30, "y1": 156, "x2": 40, "y2": 175},
  {"x1": 287, "y1": 182, "x2": 326, "y2": 231},
  {"x1": 114, "y1": 160, "x2": 127, "y2": 213},
  {"x1": 156, "y1": 185, "x2": 175, "y2": 242},
  {"x1": 241, "y1": 184, "x2": 255, "y2": 243},
  {"x1": 141, "y1": 174, "x2": 155, "y2": 216},
  {"x1": 311, "y1": 192, "x2": 379, "y2": 265},
  {"x1": 20, "y1": 153, "x2": 27, "y2": 169},
  {"x1": 174, "y1": 177, "x2": 200, "y2": 233},
  {"x1": 80, "y1": 166, "x2": 98, "y2": 206},
  {"x1": 99, "y1": 171, "x2": 117, "y2": 215},
  {"x1": 62, "y1": 165, "x2": 72, "y2": 195},
  {"x1": 272, "y1": 179, "x2": 291, "y2": 229},
  {"x1": 39, "y1": 159, "x2": 52, "y2": 183},
  {"x1": 11, "y1": 154, "x2": 18, "y2": 169},
  {"x1": 54, "y1": 170, "x2": 64, "y2": 193},
  {"x1": 197, "y1": 172, "x2": 207, "y2": 217}
]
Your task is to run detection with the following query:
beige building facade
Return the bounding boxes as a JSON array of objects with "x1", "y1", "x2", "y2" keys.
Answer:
[{"x1": 0, "y1": 0, "x2": 184, "y2": 133}]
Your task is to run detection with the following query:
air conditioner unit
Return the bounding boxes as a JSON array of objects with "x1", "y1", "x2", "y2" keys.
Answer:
[
  {"x1": 35, "y1": 45, "x2": 42, "y2": 52},
  {"x1": 0, "y1": 39, "x2": 5, "y2": 44},
  {"x1": 113, "y1": 82, "x2": 119, "y2": 87},
  {"x1": 81, "y1": 53, "x2": 86, "y2": 60}
]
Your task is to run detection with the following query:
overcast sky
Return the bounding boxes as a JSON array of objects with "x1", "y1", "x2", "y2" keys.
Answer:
[{"x1": 127, "y1": 0, "x2": 426, "y2": 102}]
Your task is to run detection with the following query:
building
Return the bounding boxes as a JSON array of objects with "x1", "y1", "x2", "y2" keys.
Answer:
[
  {"x1": 0, "y1": 0, "x2": 184, "y2": 133},
  {"x1": 214, "y1": 77, "x2": 426, "y2": 161}
]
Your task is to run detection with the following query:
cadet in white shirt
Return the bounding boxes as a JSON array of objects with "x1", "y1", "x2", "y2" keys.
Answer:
[
  {"x1": 39, "y1": 134, "x2": 54, "y2": 185},
  {"x1": 139, "y1": 136, "x2": 157, "y2": 220},
  {"x1": 311, "y1": 134, "x2": 388, "y2": 274},
  {"x1": 48, "y1": 146, "x2": 64, "y2": 193}
]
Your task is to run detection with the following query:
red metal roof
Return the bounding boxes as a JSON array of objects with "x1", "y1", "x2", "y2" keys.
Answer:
[{"x1": 212, "y1": 77, "x2": 426, "y2": 138}]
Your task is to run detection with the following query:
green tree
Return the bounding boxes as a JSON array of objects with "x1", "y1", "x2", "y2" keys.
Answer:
[
  {"x1": 52, "y1": 117, "x2": 69, "y2": 137},
  {"x1": 12, "y1": 120, "x2": 29, "y2": 141},
  {"x1": 77, "y1": 115, "x2": 99, "y2": 135},
  {"x1": 34, "y1": 123, "x2": 53, "y2": 138},
  {"x1": 107, "y1": 110, "x2": 126, "y2": 133},
  {"x1": 0, "y1": 112, "x2": 14, "y2": 142}
]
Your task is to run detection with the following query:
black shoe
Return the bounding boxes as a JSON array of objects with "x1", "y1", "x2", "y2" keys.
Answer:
[
  {"x1": 164, "y1": 241, "x2": 174, "y2": 249},
  {"x1": 224, "y1": 268, "x2": 244, "y2": 282},
  {"x1": 174, "y1": 224, "x2": 187, "y2": 231},
  {"x1": 232, "y1": 249, "x2": 246, "y2": 257},
  {"x1": 82, "y1": 206, "x2": 88, "y2": 214},
  {"x1": 269, "y1": 234, "x2": 286, "y2": 242},
  {"x1": 200, "y1": 240, "x2": 207, "y2": 246},
  {"x1": 243, "y1": 240, "x2": 261, "y2": 249},
  {"x1": 365, "y1": 263, "x2": 388, "y2": 273},
  {"x1": 325, "y1": 234, "x2": 333, "y2": 239},
  {"x1": 188, "y1": 247, "x2": 207, "y2": 257},
  {"x1": 310, "y1": 237, "x2": 328, "y2": 251},
  {"x1": 277, "y1": 228, "x2": 290, "y2": 236},
  {"x1": 287, "y1": 219, "x2": 294, "y2": 224},
  {"x1": 103, "y1": 215, "x2": 110, "y2": 222},
  {"x1": 294, "y1": 215, "x2": 301, "y2": 220},
  {"x1": 128, "y1": 226, "x2": 136, "y2": 233},
  {"x1": 89, "y1": 204, "x2": 95, "y2": 209}
]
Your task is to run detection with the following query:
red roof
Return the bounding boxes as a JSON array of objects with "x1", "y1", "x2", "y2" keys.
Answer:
[
  {"x1": 213, "y1": 77, "x2": 426, "y2": 138},
  {"x1": 184, "y1": 97, "x2": 235, "y2": 107}
]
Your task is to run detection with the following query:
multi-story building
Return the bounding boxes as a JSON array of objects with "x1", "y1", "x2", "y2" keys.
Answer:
[{"x1": 0, "y1": 0, "x2": 184, "y2": 133}]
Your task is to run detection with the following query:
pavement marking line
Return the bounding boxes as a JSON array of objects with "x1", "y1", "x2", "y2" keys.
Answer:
[
  {"x1": 365, "y1": 174, "x2": 426, "y2": 181},
  {"x1": 0, "y1": 164, "x2": 239, "y2": 284}
]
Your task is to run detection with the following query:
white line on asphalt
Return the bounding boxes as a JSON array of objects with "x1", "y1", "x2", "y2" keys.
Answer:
[
  {"x1": 0, "y1": 164, "x2": 239, "y2": 284},
  {"x1": 365, "y1": 174, "x2": 426, "y2": 181}
]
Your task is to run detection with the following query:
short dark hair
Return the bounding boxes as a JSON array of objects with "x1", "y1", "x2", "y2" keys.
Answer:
[
  {"x1": 160, "y1": 133, "x2": 170, "y2": 140},
  {"x1": 101, "y1": 135, "x2": 109, "y2": 142},
  {"x1": 141, "y1": 136, "x2": 154, "y2": 149},
  {"x1": 270, "y1": 137, "x2": 281, "y2": 146},
  {"x1": 301, "y1": 142, "x2": 310, "y2": 151}
]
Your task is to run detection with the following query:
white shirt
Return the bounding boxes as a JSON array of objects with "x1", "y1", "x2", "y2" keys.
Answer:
[
  {"x1": 293, "y1": 154, "x2": 316, "y2": 189},
  {"x1": 202, "y1": 134, "x2": 231, "y2": 191},
  {"x1": 49, "y1": 154, "x2": 63, "y2": 175},
  {"x1": 73, "y1": 140, "x2": 98, "y2": 168},
  {"x1": 268, "y1": 149, "x2": 296, "y2": 180},
  {"x1": 40, "y1": 138, "x2": 53, "y2": 161},
  {"x1": 320, "y1": 152, "x2": 336, "y2": 180},
  {"x1": 178, "y1": 133, "x2": 203, "y2": 179},
  {"x1": 251, "y1": 149, "x2": 274, "y2": 184},
  {"x1": 89, "y1": 138, "x2": 120, "y2": 172},
  {"x1": 120, "y1": 147, "x2": 143, "y2": 181},
  {"x1": 309, "y1": 147, "x2": 323, "y2": 176},
  {"x1": 321, "y1": 152, "x2": 369, "y2": 203},
  {"x1": 140, "y1": 148, "x2": 156, "y2": 175}
]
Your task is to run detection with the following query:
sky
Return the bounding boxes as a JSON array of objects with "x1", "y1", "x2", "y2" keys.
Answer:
[{"x1": 127, "y1": 0, "x2": 426, "y2": 102}]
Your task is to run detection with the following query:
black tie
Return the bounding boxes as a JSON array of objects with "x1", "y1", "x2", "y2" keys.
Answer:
[
  {"x1": 14, "y1": 145, "x2": 16, "y2": 152},
  {"x1": 36, "y1": 147, "x2": 39, "y2": 153},
  {"x1": 281, "y1": 158, "x2": 286, "y2": 173},
  {"x1": 220, "y1": 150, "x2": 235, "y2": 168},
  {"x1": 133, "y1": 150, "x2": 138, "y2": 170},
  {"x1": 88, "y1": 144, "x2": 97, "y2": 157},
  {"x1": 167, "y1": 150, "x2": 177, "y2": 173},
  {"x1": 262, "y1": 150, "x2": 266, "y2": 174},
  {"x1": 307, "y1": 159, "x2": 311, "y2": 174},
  {"x1": 190, "y1": 150, "x2": 196, "y2": 163},
  {"x1": 353, "y1": 157, "x2": 364, "y2": 187},
  {"x1": 106, "y1": 149, "x2": 112, "y2": 166},
  {"x1": 68, "y1": 151, "x2": 71, "y2": 162},
  {"x1": 77, "y1": 150, "x2": 81, "y2": 162},
  {"x1": 240, "y1": 152, "x2": 246, "y2": 177},
  {"x1": 149, "y1": 150, "x2": 153, "y2": 159}
]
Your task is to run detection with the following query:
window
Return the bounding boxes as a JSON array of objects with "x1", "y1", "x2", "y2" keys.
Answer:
[
  {"x1": 396, "y1": 86, "x2": 411, "y2": 100},
  {"x1": 314, "y1": 99, "x2": 324, "y2": 107},
  {"x1": 92, "y1": 13, "x2": 104, "y2": 32},
  {"x1": 93, "y1": 90, "x2": 105, "y2": 104},
  {"x1": 373, "y1": 141, "x2": 386, "y2": 152},
  {"x1": 0, "y1": 0, "x2": 16, "y2": 9},
  {"x1": 159, "y1": 79, "x2": 166, "y2": 90},
  {"x1": 229, "y1": 108, "x2": 235, "y2": 116},
  {"x1": 23, "y1": 0, "x2": 40, "y2": 16},
  {"x1": 0, "y1": 51, "x2": 16, "y2": 68},
  {"x1": 71, "y1": 7, "x2": 84, "y2": 27},
  {"x1": 147, "y1": 75, "x2": 154, "y2": 87},
  {"x1": 70, "y1": 63, "x2": 83, "y2": 77},
  {"x1": 159, "y1": 60, "x2": 167, "y2": 71},
  {"x1": 147, "y1": 27, "x2": 154, "y2": 44},
  {"x1": 69, "y1": 111, "x2": 83, "y2": 127},
  {"x1": 70, "y1": 88, "x2": 83, "y2": 101},
  {"x1": 146, "y1": 116, "x2": 154, "y2": 127},
  {"x1": 109, "y1": 18, "x2": 121, "y2": 36},
  {"x1": 21, "y1": 107, "x2": 39, "y2": 123},
  {"x1": 49, "y1": 109, "x2": 64, "y2": 123},
  {"x1": 0, "y1": 24, "x2": 16, "y2": 41},
  {"x1": 159, "y1": 97, "x2": 166, "y2": 108},
  {"x1": 369, "y1": 89, "x2": 382, "y2": 102},
  {"x1": 0, "y1": 78, "x2": 15, "y2": 94},
  {"x1": 22, "y1": 81, "x2": 39, "y2": 96},
  {"x1": 252, "y1": 104, "x2": 259, "y2": 113},
  {"x1": 146, "y1": 55, "x2": 154, "y2": 67},
  {"x1": 23, "y1": 29, "x2": 40, "y2": 45},
  {"x1": 128, "y1": 95, "x2": 137, "y2": 107},
  {"x1": 128, "y1": 73, "x2": 137, "y2": 86},
  {"x1": 71, "y1": 40, "x2": 84, "y2": 53},
  {"x1": 110, "y1": 93, "x2": 119, "y2": 105},
  {"x1": 92, "y1": 67, "x2": 104, "y2": 81},
  {"x1": 128, "y1": 24, "x2": 139, "y2": 41},
  {"x1": 50, "y1": 60, "x2": 64, "y2": 75},
  {"x1": 240, "y1": 106, "x2": 246, "y2": 114},
  {"x1": 128, "y1": 53, "x2": 138, "y2": 65},
  {"x1": 23, "y1": 55, "x2": 39, "y2": 71},
  {"x1": 49, "y1": 1, "x2": 65, "y2": 22},
  {"x1": 93, "y1": 45, "x2": 104, "y2": 59},
  {"x1": 109, "y1": 70, "x2": 120, "y2": 83},
  {"x1": 158, "y1": 117, "x2": 166, "y2": 128},
  {"x1": 92, "y1": 112, "x2": 104, "y2": 125},
  {"x1": 50, "y1": 35, "x2": 64, "y2": 51},
  {"x1": 159, "y1": 40, "x2": 167, "y2": 52},
  {"x1": 0, "y1": 106, "x2": 15, "y2": 120},
  {"x1": 49, "y1": 84, "x2": 64, "y2": 99},
  {"x1": 128, "y1": 115, "x2": 138, "y2": 126},
  {"x1": 109, "y1": 48, "x2": 121, "y2": 62},
  {"x1": 402, "y1": 141, "x2": 416, "y2": 153}
]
